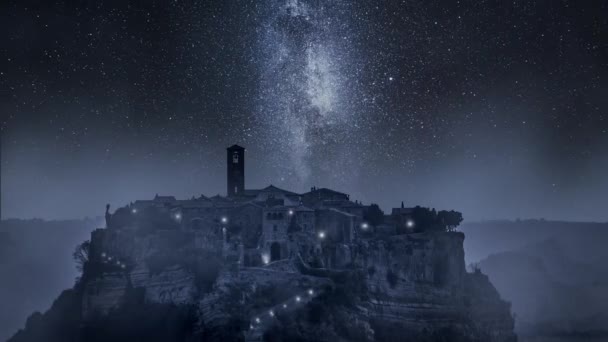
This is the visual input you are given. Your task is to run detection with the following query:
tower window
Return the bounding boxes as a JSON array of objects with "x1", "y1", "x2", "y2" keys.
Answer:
[{"x1": 233, "y1": 152, "x2": 239, "y2": 163}]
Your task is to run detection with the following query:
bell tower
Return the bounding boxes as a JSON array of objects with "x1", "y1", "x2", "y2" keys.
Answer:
[{"x1": 227, "y1": 144, "x2": 245, "y2": 197}]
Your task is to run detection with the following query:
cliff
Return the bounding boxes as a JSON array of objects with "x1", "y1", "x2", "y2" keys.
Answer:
[
  {"x1": 351, "y1": 233, "x2": 514, "y2": 341},
  {"x1": 9, "y1": 226, "x2": 515, "y2": 341}
]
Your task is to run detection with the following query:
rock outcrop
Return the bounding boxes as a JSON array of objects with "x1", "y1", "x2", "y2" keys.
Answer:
[{"x1": 9, "y1": 226, "x2": 516, "y2": 342}]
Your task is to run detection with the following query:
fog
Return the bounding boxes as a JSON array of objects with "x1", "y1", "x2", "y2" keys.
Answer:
[
  {"x1": 0, "y1": 219, "x2": 100, "y2": 341},
  {"x1": 461, "y1": 220, "x2": 608, "y2": 338}
]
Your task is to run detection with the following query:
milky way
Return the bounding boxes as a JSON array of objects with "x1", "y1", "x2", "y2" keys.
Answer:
[{"x1": 256, "y1": 0, "x2": 364, "y2": 188}]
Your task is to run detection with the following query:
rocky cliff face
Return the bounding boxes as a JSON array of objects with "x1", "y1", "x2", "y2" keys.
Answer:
[
  {"x1": 356, "y1": 233, "x2": 514, "y2": 337},
  {"x1": 9, "y1": 227, "x2": 516, "y2": 342}
]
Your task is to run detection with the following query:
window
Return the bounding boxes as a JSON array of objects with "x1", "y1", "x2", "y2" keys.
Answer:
[{"x1": 233, "y1": 152, "x2": 239, "y2": 163}]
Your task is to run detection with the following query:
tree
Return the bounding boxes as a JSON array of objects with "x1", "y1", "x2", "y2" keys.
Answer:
[
  {"x1": 438, "y1": 210, "x2": 463, "y2": 232},
  {"x1": 411, "y1": 206, "x2": 438, "y2": 232},
  {"x1": 73, "y1": 240, "x2": 90, "y2": 273},
  {"x1": 364, "y1": 203, "x2": 384, "y2": 227},
  {"x1": 445, "y1": 210, "x2": 463, "y2": 231}
]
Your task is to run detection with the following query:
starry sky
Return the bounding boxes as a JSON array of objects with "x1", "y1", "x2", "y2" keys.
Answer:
[{"x1": 1, "y1": 0, "x2": 607, "y2": 221}]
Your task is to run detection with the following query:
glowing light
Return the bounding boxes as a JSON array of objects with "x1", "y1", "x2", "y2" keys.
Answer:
[
  {"x1": 389, "y1": 76, "x2": 394, "y2": 81},
  {"x1": 406, "y1": 219, "x2": 415, "y2": 228},
  {"x1": 108, "y1": 256, "x2": 113, "y2": 261},
  {"x1": 295, "y1": 296, "x2": 301, "y2": 302},
  {"x1": 361, "y1": 223, "x2": 369, "y2": 230},
  {"x1": 121, "y1": 264, "x2": 126, "y2": 269},
  {"x1": 101, "y1": 252, "x2": 106, "y2": 258},
  {"x1": 318, "y1": 231, "x2": 326, "y2": 239},
  {"x1": 288, "y1": 209, "x2": 294, "y2": 215},
  {"x1": 262, "y1": 254, "x2": 270, "y2": 265},
  {"x1": 282, "y1": 304, "x2": 287, "y2": 308},
  {"x1": 308, "y1": 289, "x2": 314, "y2": 295},
  {"x1": 175, "y1": 213, "x2": 182, "y2": 220},
  {"x1": 221, "y1": 216, "x2": 228, "y2": 224},
  {"x1": 255, "y1": 317, "x2": 261, "y2": 324},
  {"x1": 132, "y1": 208, "x2": 137, "y2": 214},
  {"x1": 269, "y1": 310, "x2": 274, "y2": 317}
]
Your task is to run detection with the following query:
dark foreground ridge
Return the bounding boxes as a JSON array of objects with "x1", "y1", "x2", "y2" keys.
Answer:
[{"x1": 10, "y1": 146, "x2": 516, "y2": 342}]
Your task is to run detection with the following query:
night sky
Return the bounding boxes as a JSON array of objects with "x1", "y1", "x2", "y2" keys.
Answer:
[{"x1": 1, "y1": 0, "x2": 607, "y2": 221}]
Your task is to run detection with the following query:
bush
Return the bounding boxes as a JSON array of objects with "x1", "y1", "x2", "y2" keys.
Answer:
[
  {"x1": 135, "y1": 207, "x2": 180, "y2": 235},
  {"x1": 145, "y1": 248, "x2": 223, "y2": 294},
  {"x1": 364, "y1": 204, "x2": 384, "y2": 227},
  {"x1": 190, "y1": 256, "x2": 222, "y2": 294},
  {"x1": 386, "y1": 269, "x2": 398, "y2": 288},
  {"x1": 81, "y1": 287, "x2": 198, "y2": 342}
]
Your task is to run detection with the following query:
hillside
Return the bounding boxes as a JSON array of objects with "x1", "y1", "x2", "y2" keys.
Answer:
[{"x1": 462, "y1": 220, "x2": 608, "y2": 340}]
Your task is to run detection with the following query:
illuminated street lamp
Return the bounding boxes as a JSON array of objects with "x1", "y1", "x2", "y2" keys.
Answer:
[
  {"x1": 269, "y1": 310, "x2": 274, "y2": 317},
  {"x1": 132, "y1": 208, "x2": 137, "y2": 214},
  {"x1": 288, "y1": 209, "x2": 294, "y2": 216},
  {"x1": 361, "y1": 222, "x2": 369, "y2": 230},
  {"x1": 175, "y1": 213, "x2": 182, "y2": 221},
  {"x1": 308, "y1": 289, "x2": 314, "y2": 296},
  {"x1": 295, "y1": 296, "x2": 301, "y2": 302},
  {"x1": 221, "y1": 216, "x2": 228, "y2": 224},
  {"x1": 406, "y1": 219, "x2": 415, "y2": 228},
  {"x1": 261, "y1": 253, "x2": 270, "y2": 265},
  {"x1": 318, "y1": 231, "x2": 326, "y2": 239}
]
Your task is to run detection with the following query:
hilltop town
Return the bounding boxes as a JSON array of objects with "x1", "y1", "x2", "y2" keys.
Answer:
[
  {"x1": 9, "y1": 145, "x2": 516, "y2": 342},
  {"x1": 103, "y1": 144, "x2": 465, "y2": 271}
]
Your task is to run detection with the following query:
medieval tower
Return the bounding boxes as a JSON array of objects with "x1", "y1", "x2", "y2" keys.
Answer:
[{"x1": 227, "y1": 144, "x2": 245, "y2": 197}]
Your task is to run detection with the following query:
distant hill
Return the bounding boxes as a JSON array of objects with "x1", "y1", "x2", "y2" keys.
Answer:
[
  {"x1": 0, "y1": 218, "x2": 101, "y2": 342},
  {"x1": 461, "y1": 220, "x2": 608, "y2": 339},
  {"x1": 460, "y1": 220, "x2": 608, "y2": 264}
]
